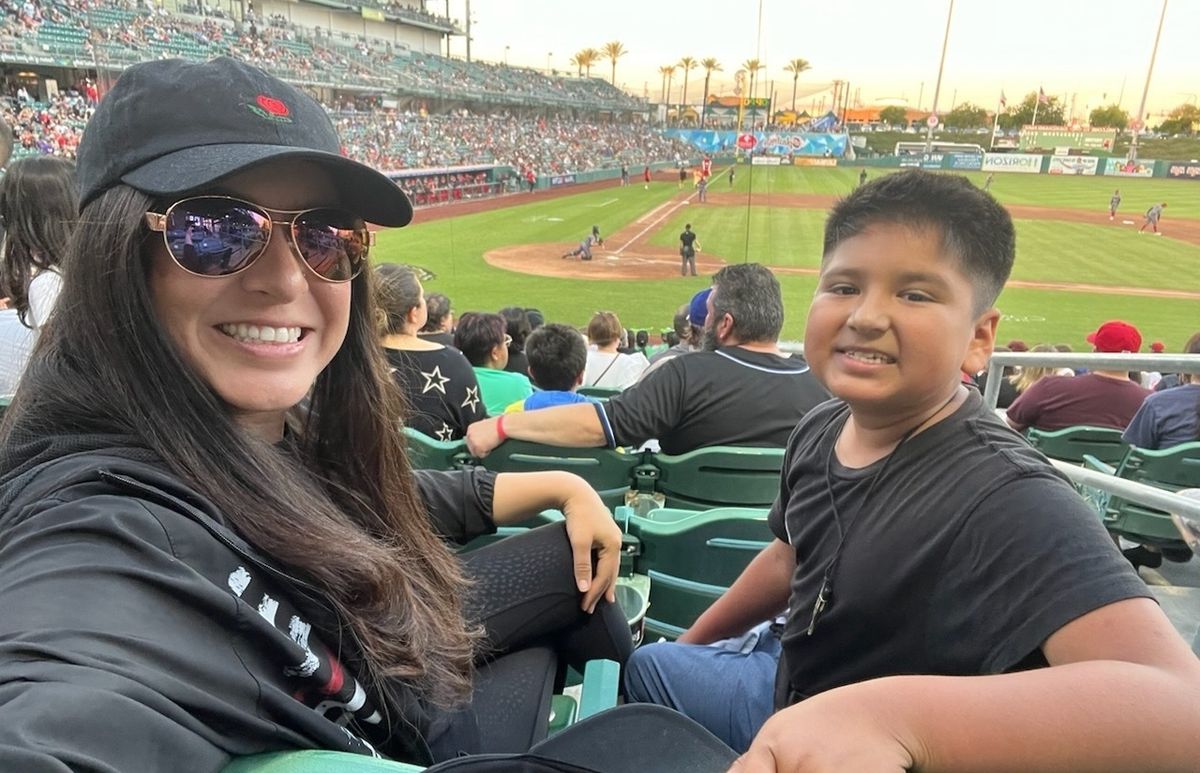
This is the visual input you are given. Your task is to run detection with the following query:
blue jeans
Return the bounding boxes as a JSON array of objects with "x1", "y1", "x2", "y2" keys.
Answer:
[{"x1": 623, "y1": 624, "x2": 781, "y2": 753}]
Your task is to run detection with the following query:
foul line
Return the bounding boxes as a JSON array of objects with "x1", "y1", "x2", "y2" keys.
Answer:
[
  {"x1": 589, "y1": 198, "x2": 619, "y2": 208},
  {"x1": 617, "y1": 193, "x2": 697, "y2": 255}
]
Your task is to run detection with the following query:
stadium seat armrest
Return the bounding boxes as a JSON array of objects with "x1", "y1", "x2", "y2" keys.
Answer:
[{"x1": 577, "y1": 658, "x2": 620, "y2": 719}]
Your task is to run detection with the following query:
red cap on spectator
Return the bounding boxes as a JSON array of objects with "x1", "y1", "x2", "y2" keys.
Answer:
[
  {"x1": 1086, "y1": 321, "x2": 1142, "y2": 353},
  {"x1": 1150, "y1": 341, "x2": 1165, "y2": 353}
]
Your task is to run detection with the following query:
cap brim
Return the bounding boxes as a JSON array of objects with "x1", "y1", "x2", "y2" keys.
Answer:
[{"x1": 121, "y1": 144, "x2": 413, "y2": 227}]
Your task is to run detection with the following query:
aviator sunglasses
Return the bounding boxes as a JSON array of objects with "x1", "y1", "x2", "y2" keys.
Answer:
[{"x1": 144, "y1": 196, "x2": 374, "y2": 282}]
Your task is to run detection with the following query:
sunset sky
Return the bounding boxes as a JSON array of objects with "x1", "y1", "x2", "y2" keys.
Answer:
[{"x1": 447, "y1": 0, "x2": 1198, "y2": 120}]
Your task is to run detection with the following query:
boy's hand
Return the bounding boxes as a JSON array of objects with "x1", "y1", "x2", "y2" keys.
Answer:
[
  {"x1": 465, "y1": 418, "x2": 502, "y2": 458},
  {"x1": 729, "y1": 686, "x2": 916, "y2": 772}
]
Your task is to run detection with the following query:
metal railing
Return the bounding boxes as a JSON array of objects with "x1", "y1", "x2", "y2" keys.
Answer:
[
  {"x1": 1049, "y1": 459, "x2": 1200, "y2": 522},
  {"x1": 981, "y1": 352, "x2": 1200, "y2": 409}
]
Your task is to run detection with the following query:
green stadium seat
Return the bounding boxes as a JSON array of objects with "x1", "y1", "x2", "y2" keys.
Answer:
[
  {"x1": 1089, "y1": 443, "x2": 1200, "y2": 551},
  {"x1": 632, "y1": 446, "x2": 784, "y2": 512},
  {"x1": 402, "y1": 427, "x2": 469, "y2": 471},
  {"x1": 616, "y1": 506, "x2": 772, "y2": 641},
  {"x1": 475, "y1": 440, "x2": 641, "y2": 509},
  {"x1": 1026, "y1": 425, "x2": 1129, "y2": 465}
]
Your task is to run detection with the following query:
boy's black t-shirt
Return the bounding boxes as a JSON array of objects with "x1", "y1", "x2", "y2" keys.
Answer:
[{"x1": 768, "y1": 390, "x2": 1149, "y2": 708}]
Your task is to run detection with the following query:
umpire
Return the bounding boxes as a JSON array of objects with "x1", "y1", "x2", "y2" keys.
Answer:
[{"x1": 679, "y1": 224, "x2": 699, "y2": 277}]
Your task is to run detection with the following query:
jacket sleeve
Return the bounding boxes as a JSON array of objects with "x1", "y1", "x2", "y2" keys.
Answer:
[
  {"x1": 413, "y1": 467, "x2": 498, "y2": 544},
  {"x1": 0, "y1": 495, "x2": 250, "y2": 773}
]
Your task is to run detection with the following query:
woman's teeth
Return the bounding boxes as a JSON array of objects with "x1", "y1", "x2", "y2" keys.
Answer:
[{"x1": 220, "y1": 324, "x2": 302, "y2": 344}]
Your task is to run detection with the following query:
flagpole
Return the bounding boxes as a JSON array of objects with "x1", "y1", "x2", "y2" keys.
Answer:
[
  {"x1": 1031, "y1": 88, "x2": 1040, "y2": 128},
  {"x1": 990, "y1": 93, "x2": 1003, "y2": 150}
]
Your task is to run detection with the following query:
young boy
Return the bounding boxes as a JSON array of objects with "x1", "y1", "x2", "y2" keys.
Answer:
[
  {"x1": 504, "y1": 323, "x2": 594, "y2": 412},
  {"x1": 626, "y1": 169, "x2": 1200, "y2": 770}
]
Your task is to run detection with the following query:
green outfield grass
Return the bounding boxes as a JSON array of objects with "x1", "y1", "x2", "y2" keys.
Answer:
[{"x1": 376, "y1": 166, "x2": 1200, "y2": 350}]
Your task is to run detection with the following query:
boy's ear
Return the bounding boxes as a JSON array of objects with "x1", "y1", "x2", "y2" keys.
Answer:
[
  {"x1": 962, "y1": 308, "x2": 1001, "y2": 376},
  {"x1": 574, "y1": 371, "x2": 585, "y2": 388}
]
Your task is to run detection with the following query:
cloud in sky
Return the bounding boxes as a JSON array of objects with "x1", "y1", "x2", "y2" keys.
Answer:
[{"x1": 450, "y1": 0, "x2": 1198, "y2": 118}]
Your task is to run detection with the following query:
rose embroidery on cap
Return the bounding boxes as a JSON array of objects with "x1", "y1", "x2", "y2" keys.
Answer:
[{"x1": 246, "y1": 94, "x2": 293, "y2": 123}]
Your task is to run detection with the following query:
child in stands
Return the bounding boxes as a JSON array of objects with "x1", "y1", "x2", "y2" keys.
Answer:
[
  {"x1": 627, "y1": 169, "x2": 1200, "y2": 771},
  {"x1": 505, "y1": 323, "x2": 594, "y2": 412}
]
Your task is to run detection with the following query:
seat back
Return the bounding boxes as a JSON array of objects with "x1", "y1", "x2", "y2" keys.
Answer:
[
  {"x1": 478, "y1": 440, "x2": 641, "y2": 509},
  {"x1": 1103, "y1": 443, "x2": 1200, "y2": 547},
  {"x1": 638, "y1": 446, "x2": 784, "y2": 511},
  {"x1": 577, "y1": 385, "x2": 622, "y2": 399},
  {"x1": 402, "y1": 427, "x2": 469, "y2": 471},
  {"x1": 625, "y1": 507, "x2": 772, "y2": 640},
  {"x1": 222, "y1": 750, "x2": 424, "y2": 772},
  {"x1": 1026, "y1": 425, "x2": 1128, "y2": 465}
]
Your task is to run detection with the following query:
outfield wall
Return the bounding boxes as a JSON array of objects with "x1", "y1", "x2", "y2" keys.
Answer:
[{"x1": 837, "y1": 154, "x2": 1200, "y2": 180}]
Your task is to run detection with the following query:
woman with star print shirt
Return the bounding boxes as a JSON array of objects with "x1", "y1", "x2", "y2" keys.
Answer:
[{"x1": 378, "y1": 266, "x2": 487, "y2": 440}]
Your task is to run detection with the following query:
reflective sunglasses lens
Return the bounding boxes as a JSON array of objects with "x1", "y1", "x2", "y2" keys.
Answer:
[
  {"x1": 164, "y1": 199, "x2": 270, "y2": 275},
  {"x1": 292, "y1": 209, "x2": 368, "y2": 281}
]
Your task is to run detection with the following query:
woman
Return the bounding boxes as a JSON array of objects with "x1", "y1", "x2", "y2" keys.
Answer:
[
  {"x1": 418, "y1": 290, "x2": 455, "y2": 346},
  {"x1": 500, "y1": 305, "x2": 531, "y2": 376},
  {"x1": 1123, "y1": 332, "x2": 1200, "y2": 450},
  {"x1": 0, "y1": 58, "x2": 670, "y2": 772},
  {"x1": 378, "y1": 264, "x2": 485, "y2": 440},
  {"x1": 584, "y1": 311, "x2": 648, "y2": 390},
  {"x1": 455, "y1": 311, "x2": 532, "y2": 415},
  {"x1": 1008, "y1": 343, "x2": 1067, "y2": 394},
  {"x1": 0, "y1": 154, "x2": 76, "y2": 330}
]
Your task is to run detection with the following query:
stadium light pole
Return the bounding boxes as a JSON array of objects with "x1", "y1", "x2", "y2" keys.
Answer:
[
  {"x1": 923, "y1": 0, "x2": 954, "y2": 154},
  {"x1": 1129, "y1": 0, "x2": 1167, "y2": 162}
]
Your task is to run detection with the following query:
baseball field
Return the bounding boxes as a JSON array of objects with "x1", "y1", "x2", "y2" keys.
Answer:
[{"x1": 373, "y1": 166, "x2": 1200, "y2": 349}]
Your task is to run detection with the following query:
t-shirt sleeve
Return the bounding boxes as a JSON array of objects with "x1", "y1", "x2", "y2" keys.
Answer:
[
  {"x1": 413, "y1": 467, "x2": 498, "y2": 544},
  {"x1": 930, "y1": 474, "x2": 1150, "y2": 675},
  {"x1": 27, "y1": 270, "x2": 62, "y2": 330},
  {"x1": 1003, "y1": 381, "x2": 1043, "y2": 431},
  {"x1": 1121, "y1": 400, "x2": 1157, "y2": 449},
  {"x1": 602, "y1": 358, "x2": 688, "y2": 448}
]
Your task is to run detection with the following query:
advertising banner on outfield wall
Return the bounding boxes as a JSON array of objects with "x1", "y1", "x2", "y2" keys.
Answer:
[
  {"x1": 947, "y1": 153, "x2": 984, "y2": 170},
  {"x1": 1165, "y1": 162, "x2": 1200, "y2": 180},
  {"x1": 982, "y1": 153, "x2": 1042, "y2": 173},
  {"x1": 751, "y1": 156, "x2": 782, "y2": 166},
  {"x1": 899, "y1": 153, "x2": 945, "y2": 170},
  {"x1": 793, "y1": 157, "x2": 838, "y2": 167},
  {"x1": 1048, "y1": 156, "x2": 1099, "y2": 175},
  {"x1": 548, "y1": 174, "x2": 577, "y2": 187},
  {"x1": 664, "y1": 129, "x2": 848, "y2": 157},
  {"x1": 1104, "y1": 158, "x2": 1155, "y2": 178}
]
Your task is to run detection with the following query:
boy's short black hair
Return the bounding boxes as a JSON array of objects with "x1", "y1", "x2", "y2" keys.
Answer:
[
  {"x1": 823, "y1": 169, "x2": 1015, "y2": 313},
  {"x1": 525, "y1": 323, "x2": 587, "y2": 391}
]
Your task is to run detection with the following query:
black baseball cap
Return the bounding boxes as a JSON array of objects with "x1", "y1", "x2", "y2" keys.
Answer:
[{"x1": 76, "y1": 57, "x2": 413, "y2": 227}]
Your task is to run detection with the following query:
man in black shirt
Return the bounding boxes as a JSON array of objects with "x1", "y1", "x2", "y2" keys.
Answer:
[
  {"x1": 465, "y1": 264, "x2": 828, "y2": 457},
  {"x1": 679, "y1": 224, "x2": 699, "y2": 277}
]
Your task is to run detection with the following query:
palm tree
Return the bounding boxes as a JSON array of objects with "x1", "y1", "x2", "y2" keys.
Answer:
[
  {"x1": 602, "y1": 40, "x2": 626, "y2": 86},
  {"x1": 579, "y1": 47, "x2": 600, "y2": 78},
  {"x1": 699, "y1": 57, "x2": 721, "y2": 127},
  {"x1": 658, "y1": 65, "x2": 676, "y2": 104},
  {"x1": 678, "y1": 56, "x2": 697, "y2": 120},
  {"x1": 570, "y1": 51, "x2": 585, "y2": 77},
  {"x1": 741, "y1": 58, "x2": 765, "y2": 126},
  {"x1": 783, "y1": 58, "x2": 811, "y2": 112}
]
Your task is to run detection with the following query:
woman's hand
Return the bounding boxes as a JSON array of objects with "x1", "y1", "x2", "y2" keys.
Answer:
[
  {"x1": 559, "y1": 477, "x2": 622, "y2": 613},
  {"x1": 729, "y1": 684, "x2": 917, "y2": 773}
]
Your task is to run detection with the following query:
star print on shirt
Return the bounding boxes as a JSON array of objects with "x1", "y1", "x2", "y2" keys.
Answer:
[
  {"x1": 461, "y1": 386, "x2": 480, "y2": 411},
  {"x1": 421, "y1": 365, "x2": 450, "y2": 395},
  {"x1": 435, "y1": 423, "x2": 456, "y2": 442}
]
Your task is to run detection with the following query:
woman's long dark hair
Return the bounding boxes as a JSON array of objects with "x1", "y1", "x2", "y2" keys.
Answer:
[
  {"x1": 4, "y1": 185, "x2": 477, "y2": 709},
  {"x1": 0, "y1": 156, "x2": 78, "y2": 326},
  {"x1": 375, "y1": 263, "x2": 422, "y2": 336}
]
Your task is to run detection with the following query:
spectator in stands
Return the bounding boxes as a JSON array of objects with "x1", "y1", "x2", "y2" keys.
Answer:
[
  {"x1": 1123, "y1": 331, "x2": 1200, "y2": 450},
  {"x1": 973, "y1": 344, "x2": 1019, "y2": 409},
  {"x1": 0, "y1": 155, "x2": 76, "y2": 330},
  {"x1": 649, "y1": 288, "x2": 708, "y2": 367},
  {"x1": 0, "y1": 111, "x2": 34, "y2": 396},
  {"x1": 1007, "y1": 321, "x2": 1151, "y2": 433},
  {"x1": 0, "y1": 57, "x2": 645, "y2": 770},
  {"x1": 466, "y1": 264, "x2": 830, "y2": 457},
  {"x1": 505, "y1": 323, "x2": 594, "y2": 413},
  {"x1": 524, "y1": 307, "x2": 544, "y2": 331},
  {"x1": 417, "y1": 290, "x2": 455, "y2": 346},
  {"x1": 454, "y1": 311, "x2": 532, "y2": 415},
  {"x1": 377, "y1": 264, "x2": 485, "y2": 441},
  {"x1": 1008, "y1": 343, "x2": 1066, "y2": 395},
  {"x1": 499, "y1": 305, "x2": 531, "y2": 376},
  {"x1": 583, "y1": 310, "x2": 649, "y2": 390},
  {"x1": 623, "y1": 169, "x2": 1199, "y2": 769}
]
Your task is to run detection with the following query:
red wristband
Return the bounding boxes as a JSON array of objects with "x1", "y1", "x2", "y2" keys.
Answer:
[{"x1": 496, "y1": 415, "x2": 507, "y2": 443}]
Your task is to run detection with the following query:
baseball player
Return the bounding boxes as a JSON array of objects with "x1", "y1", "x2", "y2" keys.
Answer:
[
  {"x1": 1109, "y1": 189, "x2": 1121, "y2": 221},
  {"x1": 562, "y1": 225, "x2": 603, "y2": 261},
  {"x1": 1138, "y1": 202, "x2": 1166, "y2": 235}
]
